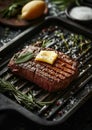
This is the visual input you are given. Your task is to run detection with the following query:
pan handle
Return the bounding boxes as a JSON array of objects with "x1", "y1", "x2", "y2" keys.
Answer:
[{"x1": 0, "y1": 93, "x2": 16, "y2": 111}]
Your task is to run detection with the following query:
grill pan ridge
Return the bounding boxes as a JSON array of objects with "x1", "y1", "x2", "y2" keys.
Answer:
[{"x1": 0, "y1": 17, "x2": 92, "y2": 126}]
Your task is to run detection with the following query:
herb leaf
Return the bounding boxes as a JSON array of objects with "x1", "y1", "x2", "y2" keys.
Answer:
[
  {"x1": 0, "y1": 0, "x2": 31, "y2": 18},
  {"x1": 15, "y1": 52, "x2": 34, "y2": 64},
  {"x1": 50, "y1": 0, "x2": 80, "y2": 11}
]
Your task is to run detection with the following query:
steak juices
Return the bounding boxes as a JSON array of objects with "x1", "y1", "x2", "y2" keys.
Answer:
[{"x1": 8, "y1": 45, "x2": 78, "y2": 92}]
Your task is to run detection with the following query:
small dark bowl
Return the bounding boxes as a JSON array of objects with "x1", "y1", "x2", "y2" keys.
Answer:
[
  {"x1": 65, "y1": 3, "x2": 92, "y2": 24},
  {"x1": 79, "y1": 0, "x2": 92, "y2": 6}
]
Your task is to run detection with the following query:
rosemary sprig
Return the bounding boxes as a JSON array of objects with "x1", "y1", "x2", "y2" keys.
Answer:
[
  {"x1": 42, "y1": 39, "x2": 51, "y2": 48},
  {"x1": 0, "y1": 78, "x2": 53, "y2": 110},
  {"x1": 0, "y1": 78, "x2": 41, "y2": 110}
]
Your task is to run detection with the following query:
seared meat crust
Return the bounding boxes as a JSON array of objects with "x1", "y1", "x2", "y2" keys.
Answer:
[{"x1": 8, "y1": 45, "x2": 78, "y2": 92}]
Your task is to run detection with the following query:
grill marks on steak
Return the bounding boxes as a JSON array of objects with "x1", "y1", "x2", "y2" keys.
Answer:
[{"x1": 8, "y1": 45, "x2": 78, "y2": 92}]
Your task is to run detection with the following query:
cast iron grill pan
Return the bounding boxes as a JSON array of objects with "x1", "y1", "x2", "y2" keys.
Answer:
[{"x1": 0, "y1": 17, "x2": 92, "y2": 126}]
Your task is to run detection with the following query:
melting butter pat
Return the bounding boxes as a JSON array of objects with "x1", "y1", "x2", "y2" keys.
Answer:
[{"x1": 35, "y1": 50, "x2": 58, "y2": 64}]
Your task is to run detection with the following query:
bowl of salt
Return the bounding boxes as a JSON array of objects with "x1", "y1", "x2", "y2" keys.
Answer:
[{"x1": 66, "y1": 4, "x2": 92, "y2": 23}]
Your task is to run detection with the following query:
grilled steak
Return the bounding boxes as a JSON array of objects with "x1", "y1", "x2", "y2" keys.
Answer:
[{"x1": 8, "y1": 45, "x2": 78, "y2": 92}]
